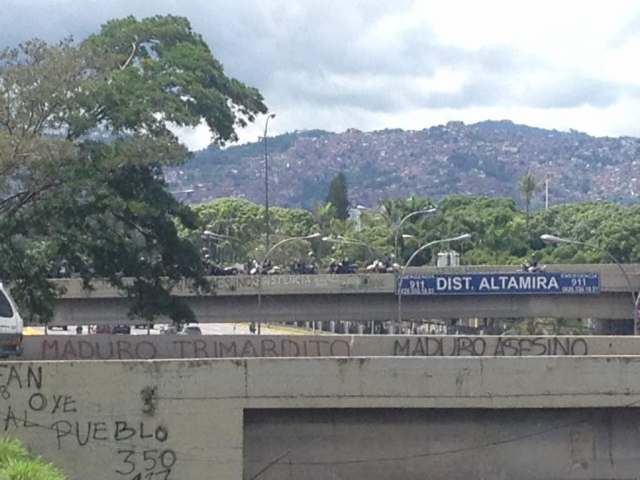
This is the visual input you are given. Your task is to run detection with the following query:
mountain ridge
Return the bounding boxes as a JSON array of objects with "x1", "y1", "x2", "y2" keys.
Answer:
[{"x1": 166, "y1": 120, "x2": 640, "y2": 208}]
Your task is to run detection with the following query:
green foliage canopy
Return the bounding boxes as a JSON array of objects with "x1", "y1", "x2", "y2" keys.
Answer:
[
  {"x1": 191, "y1": 194, "x2": 640, "y2": 271},
  {"x1": 0, "y1": 15, "x2": 267, "y2": 322},
  {"x1": 325, "y1": 172, "x2": 349, "y2": 220},
  {"x1": 519, "y1": 171, "x2": 540, "y2": 239},
  {"x1": 192, "y1": 197, "x2": 316, "y2": 263}
]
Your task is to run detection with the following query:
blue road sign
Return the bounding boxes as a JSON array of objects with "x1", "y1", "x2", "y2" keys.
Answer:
[{"x1": 397, "y1": 272, "x2": 600, "y2": 296}]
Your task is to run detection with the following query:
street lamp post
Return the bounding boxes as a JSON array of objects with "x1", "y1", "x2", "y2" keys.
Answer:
[
  {"x1": 203, "y1": 230, "x2": 239, "y2": 241},
  {"x1": 396, "y1": 233, "x2": 471, "y2": 334},
  {"x1": 257, "y1": 232, "x2": 321, "y2": 334},
  {"x1": 263, "y1": 113, "x2": 276, "y2": 251},
  {"x1": 540, "y1": 234, "x2": 639, "y2": 335},
  {"x1": 394, "y1": 208, "x2": 437, "y2": 261}
]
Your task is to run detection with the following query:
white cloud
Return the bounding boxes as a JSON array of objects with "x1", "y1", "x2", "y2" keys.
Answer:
[{"x1": 2, "y1": 0, "x2": 640, "y2": 148}]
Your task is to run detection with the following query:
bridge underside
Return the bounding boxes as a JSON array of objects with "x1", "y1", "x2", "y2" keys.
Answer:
[
  {"x1": 245, "y1": 407, "x2": 640, "y2": 480},
  {"x1": 7, "y1": 351, "x2": 640, "y2": 479},
  {"x1": 53, "y1": 292, "x2": 634, "y2": 324}
]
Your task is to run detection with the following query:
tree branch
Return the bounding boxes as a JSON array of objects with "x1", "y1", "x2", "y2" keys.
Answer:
[
  {"x1": 0, "y1": 180, "x2": 63, "y2": 218},
  {"x1": 112, "y1": 211, "x2": 155, "y2": 241},
  {"x1": 120, "y1": 41, "x2": 138, "y2": 70}
]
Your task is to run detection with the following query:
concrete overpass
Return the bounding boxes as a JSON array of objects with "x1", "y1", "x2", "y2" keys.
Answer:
[
  {"x1": 48, "y1": 264, "x2": 640, "y2": 325},
  {"x1": 5, "y1": 345, "x2": 640, "y2": 479}
]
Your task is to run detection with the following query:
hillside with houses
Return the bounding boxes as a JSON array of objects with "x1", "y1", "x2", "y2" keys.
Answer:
[{"x1": 166, "y1": 120, "x2": 640, "y2": 208}]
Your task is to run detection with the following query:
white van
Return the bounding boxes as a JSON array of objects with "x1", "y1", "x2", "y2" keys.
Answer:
[{"x1": 0, "y1": 283, "x2": 23, "y2": 357}]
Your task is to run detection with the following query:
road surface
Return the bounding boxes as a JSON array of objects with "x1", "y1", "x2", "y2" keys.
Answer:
[{"x1": 24, "y1": 322, "x2": 322, "y2": 336}]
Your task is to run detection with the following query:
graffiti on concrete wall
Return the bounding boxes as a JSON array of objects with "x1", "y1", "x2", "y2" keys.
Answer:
[
  {"x1": 40, "y1": 338, "x2": 162, "y2": 360},
  {"x1": 0, "y1": 364, "x2": 177, "y2": 479},
  {"x1": 36, "y1": 337, "x2": 353, "y2": 360},
  {"x1": 25, "y1": 335, "x2": 596, "y2": 361},
  {"x1": 393, "y1": 336, "x2": 589, "y2": 357},
  {"x1": 206, "y1": 273, "x2": 388, "y2": 293}
]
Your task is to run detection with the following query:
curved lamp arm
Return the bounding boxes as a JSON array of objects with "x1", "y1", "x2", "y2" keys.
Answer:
[
  {"x1": 394, "y1": 208, "x2": 437, "y2": 259},
  {"x1": 262, "y1": 232, "x2": 321, "y2": 268},
  {"x1": 256, "y1": 232, "x2": 321, "y2": 335},
  {"x1": 541, "y1": 233, "x2": 638, "y2": 333},
  {"x1": 396, "y1": 233, "x2": 471, "y2": 332}
]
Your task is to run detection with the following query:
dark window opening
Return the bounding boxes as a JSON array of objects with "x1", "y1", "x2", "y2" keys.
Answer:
[{"x1": 0, "y1": 291, "x2": 14, "y2": 318}]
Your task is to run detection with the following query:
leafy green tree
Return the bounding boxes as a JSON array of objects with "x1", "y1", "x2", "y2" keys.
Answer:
[
  {"x1": 0, "y1": 16, "x2": 267, "y2": 323},
  {"x1": 379, "y1": 198, "x2": 400, "y2": 226},
  {"x1": 325, "y1": 172, "x2": 349, "y2": 220},
  {"x1": 271, "y1": 206, "x2": 316, "y2": 237},
  {"x1": 414, "y1": 196, "x2": 525, "y2": 266},
  {"x1": 192, "y1": 197, "x2": 315, "y2": 262},
  {"x1": 530, "y1": 202, "x2": 640, "y2": 263},
  {"x1": 312, "y1": 202, "x2": 336, "y2": 233},
  {"x1": 377, "y1": 195, "x2": 435, "y2": 261},
  {"x1": 519, "y1": 171, "x2": 539, "y2": 240},
  {"x1": 190, "y1": 195, "x2": 640, "y2": 269}
]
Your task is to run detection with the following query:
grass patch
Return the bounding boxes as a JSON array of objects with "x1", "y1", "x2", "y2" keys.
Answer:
[{"x1": 0, "y1": 439, "x2": 65, "y2": 480}]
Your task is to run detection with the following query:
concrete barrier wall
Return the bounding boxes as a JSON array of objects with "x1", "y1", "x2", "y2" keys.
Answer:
[
  {"x1": 4, "y1": 356, "x2": 640, "y2": 479},
  {"x1": 18, "y1": 335, "x2": 640, "y2": 361},
  {"x1": 53, "y1": 273, "x2": 392, "y2": 298}
]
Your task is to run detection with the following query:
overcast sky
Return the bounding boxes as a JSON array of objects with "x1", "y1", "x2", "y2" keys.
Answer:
[{"x1": 3, "y1": 0, "x2": 640, "y2": 149}]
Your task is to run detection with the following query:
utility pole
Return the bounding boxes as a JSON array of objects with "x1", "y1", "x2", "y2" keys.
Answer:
[
  {"x1": 545, "y1": 176, "x2": 549, "y2": 210},
  {"x1": 263, "y1": 113, "x2": 276, "y2": 250}
]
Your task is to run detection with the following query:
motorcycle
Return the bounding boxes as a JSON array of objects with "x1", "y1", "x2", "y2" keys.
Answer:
[
  {"x1": 365, "y1": 258, "x2": 400, "y2": 273},
  {"x1": 522, "y1": 261, "x2": 546, "y2": 273},
  {"x1": 201, "y1": 250, "x2": 239, "y2": 276},
  {"x1": 248, "y1": 259, "x2": 281, "y2": 275},
  {"x1": 327, "y1": 258, "x2": 357, "y2": 274},
  {"x1": 289, "y1": 260, "x2": 318, "y2": 274},
  {"x1": 209, "y1": 264, "x2": 239, "y2": 276}
]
